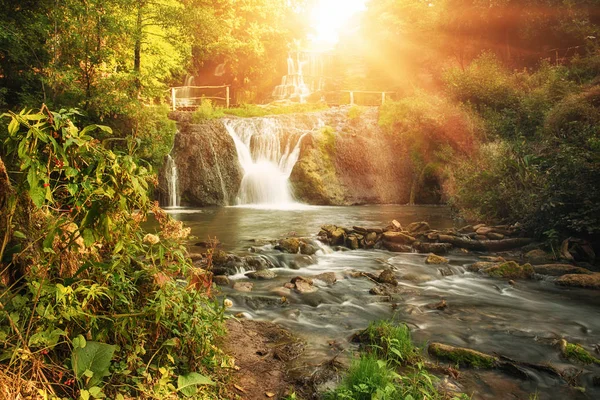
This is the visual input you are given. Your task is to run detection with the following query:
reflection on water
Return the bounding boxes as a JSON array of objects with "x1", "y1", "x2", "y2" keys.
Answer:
[{"x1": 162, "y1": 205, "x2": 599, "y2": 399}]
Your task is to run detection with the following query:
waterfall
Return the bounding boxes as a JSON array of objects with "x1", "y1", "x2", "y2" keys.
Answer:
[
  {"x1": 165, "y1": 153, "x2": 179, "y2": 207},
  {"x1": 223, "y1": 117, "x2": 322, "y2": 207},
  {"x1": 272, "y1": 51, "x2": 330, "y2": 102}
]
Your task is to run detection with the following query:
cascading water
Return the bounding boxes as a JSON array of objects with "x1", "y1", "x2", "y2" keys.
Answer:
[
  {"x1": 164, "y1": 153, "x2": 180, "y2": 207},
  {"x1": 223, "y1": 117, "x2": 323, "y2": 207},
  {"x1": 272, "y1": 51, "x2": 330, "y2": 102}
]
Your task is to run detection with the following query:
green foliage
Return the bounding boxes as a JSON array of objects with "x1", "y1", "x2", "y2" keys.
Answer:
[
  {"x1": 192, "y1": 99, "x2": 225, "y2": 122},
  {"x1": 324, "y1": 355, "x2": 400, "y2": 400},
  {"x1": 362, "y1": 321, "x2": 419, "y2": 365},
  {"x1": 348, "y1": 105, "x2": 367, "y2": 120},
  {"x1": 562, "y1": 341, "x2": 600, "y2": 365},
  {"x1": 224, "y1": 102, "x2": 328, "y2": 118},
  {"x1": 0, "y1": 109, "x2": 228, "y2": 399},
  {"x1": 326, "y1": 321, "x2": 465, "y2": 400}
]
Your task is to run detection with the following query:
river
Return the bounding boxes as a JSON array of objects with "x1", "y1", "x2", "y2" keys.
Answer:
[{"x1": 166, "y1": 205, "x2": 599, "y2": 399}]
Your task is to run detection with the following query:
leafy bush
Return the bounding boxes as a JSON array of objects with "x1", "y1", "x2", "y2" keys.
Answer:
[
  {"x1": 0, "y1": 108, "x2": 228, "y2": 399},
  {"x1": 192, "y1": 99, "x2": 226, "y2": 122}
]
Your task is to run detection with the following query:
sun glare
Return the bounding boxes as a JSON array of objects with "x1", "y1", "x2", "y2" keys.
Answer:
[{"x1": 309, "y1": 0, "x2": 366, "y2": 49}]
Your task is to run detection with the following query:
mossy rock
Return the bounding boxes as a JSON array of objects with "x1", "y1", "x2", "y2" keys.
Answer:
[
  {"x1": 560, "y1": 339, "x2": 600, "y2": 365},
  {"x1": 425, "y1": 254, "x2": 449, "y2": 264},
  {"x1": 428, "y1": 342, "x2": 497, "y2": 369},
  {"x1": 484, "y1": 261, "x2": 534, "y2": 279},
  {"x1": 276, "y1": 238, "x2": 300, "y2": 254}
]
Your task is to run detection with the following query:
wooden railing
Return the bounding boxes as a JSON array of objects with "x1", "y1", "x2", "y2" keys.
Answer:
[
  {"x1": 340, "y1": 90, "x2": 395, "y2": 106},
  {"x1": 170, "y1": 85, "x2": 230, "y2": 111}
]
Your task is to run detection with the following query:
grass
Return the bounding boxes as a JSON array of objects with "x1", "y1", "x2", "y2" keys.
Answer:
[
  {"x1": 191, "y1": 99, "x2": 328, "y2": 121},
  {"x1": 363, "y1": 321, "x2": 420, "y2": 364},
  {"x1": 325, "y1": 320, "x2": 468, "y2": 400}
]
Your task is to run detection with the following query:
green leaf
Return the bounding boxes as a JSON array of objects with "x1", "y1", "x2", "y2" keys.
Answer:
[
  {"x1": 7, "y1": 118, "x2": 19, "y2": 135},
  {"x1": 67, "y1": 183, "x2": 79, "y2": 196},
  {"x1": 73, "y1": 334, "x2": 86, "y2": 349},
  {"x1": 80, "y1": 390, "x2": 90, "y2": 400},
  {"x1": 72, "y1": 341, "x2": 116, "y2": 388},
  {"x1": 83, "y1": 229, "x2": 95, "y2": 247},
  {"x1": 177, "y1": 372, "x2": 215, "y2": 397},
  {"x1": 13, "y1": 231, "x2": 26, "y2": 239}
]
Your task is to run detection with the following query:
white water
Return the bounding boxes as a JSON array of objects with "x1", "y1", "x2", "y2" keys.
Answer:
[
  {"x1": 272, "y1": 51, "x2": 329, "y2": 102},
  {"x1": 164, "y1": 153, "x2": 179, "y2": 207},
  {"x1": 223, "y1": 117, "x2": 322, "y2": 208}
]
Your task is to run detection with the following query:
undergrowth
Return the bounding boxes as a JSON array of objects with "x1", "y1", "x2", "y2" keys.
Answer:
[
  {"x1": 192, "y1": 98, "x2": 328, "y2": 121},
  {"x1": 0, "y1": 107, "x2": 230, "y2": 399},
  {"x1": 325, "y1": 321, "x2": 467, "y2": 400}
]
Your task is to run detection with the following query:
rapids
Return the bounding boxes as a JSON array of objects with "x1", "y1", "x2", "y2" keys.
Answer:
[{"x1": 168, "y1": 205, "x2": 600, "y2": 399}]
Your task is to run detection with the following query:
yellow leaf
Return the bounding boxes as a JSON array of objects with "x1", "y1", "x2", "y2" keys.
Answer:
[
  {"x1": 265, "y1": 392, "x2": 275, "y2": 398},
  {"x1": 234, "y1": 384, "x2": 246, "y2": 393}
]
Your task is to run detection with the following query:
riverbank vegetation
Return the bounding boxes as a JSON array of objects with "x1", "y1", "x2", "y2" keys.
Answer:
[
  {"x1": 325, "y1": 321, "x2": 467, "y2": 400},
  {"x1": 0, "y1": 109, "x2": 230, "y2": 398}
]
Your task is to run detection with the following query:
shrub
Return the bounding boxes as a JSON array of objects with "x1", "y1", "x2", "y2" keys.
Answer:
[{"x1": 0, "y1": 108, "x2": 228, "y2": 399}]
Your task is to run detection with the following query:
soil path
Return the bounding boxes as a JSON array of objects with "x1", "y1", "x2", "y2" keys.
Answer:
[{"x1": 224, "y1": 319, "x2": 302, "y2": 400}]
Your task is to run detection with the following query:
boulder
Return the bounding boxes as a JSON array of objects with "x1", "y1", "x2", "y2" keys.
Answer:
[
  {"x1": 331, "y1": 228, "x2": 346, "y2": 246},
  {"x1": 484, "y1": 261, "x2": 534, "y2": 279},
  {"x1": 406, "y1": 221, "x2": 430, "y2": 234},
  {"x1": 369, "y1": 284, "x2": 402, "y2": 296},
  {"x1": 276, "y1": 238, "x2": 300, "y2": 254},
  {"x1": 313, "y1": 272, "x2": 337, "y2": 285},
  {"x1": 425, "y1": 254, "x2": 449, "y2": 265},
  {"x1": 428, "y1": 343, "x2": 497, "y2": 368},
  {"x1": 468, "y1": 261, "x2": 497, "y2": 272},
  {"x1": 533, "y1": 264, "x2": 592, "y2": 276},
  {"x1": 377, "y1": 269, "x2": 398, "y2": 286},
  {"x1": 233, "y1": 282, "x2": 254, "y2": 292},
  {"x1": 294, "y1": 278, "x2": 318, "y2": 294},
  {"x1": 382, "y1": 231, "x2": 416, "y2": 244},
  {"x1": 299, "y1": 242, "x2": 317, "y2": 255},
  {"x1": 391, "y1": 219, "x2": 402, "y2": 230},
  {"x1": 346, "y1": 235, "x2": 359, "y2": 250},
  {"x1": 556, "y1": 273, "x2": 600, "y2": 290},
  {"x1": 245, "y1": 269, "x2": 277, "y2": 280}
]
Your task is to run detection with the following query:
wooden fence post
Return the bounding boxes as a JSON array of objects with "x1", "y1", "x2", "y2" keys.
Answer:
[
  {"x1": 350, "y1": 91, "x2": 354, "y2": 106},
  {"x1": 171, "y1": 87, "x2": 176, "y2": 111},
  {"x1": 381, "y1": 92, "x2": 386, "y2": 105},
  {"x1": 226, "y1": 86, "x2": 230, "y2": 108}
]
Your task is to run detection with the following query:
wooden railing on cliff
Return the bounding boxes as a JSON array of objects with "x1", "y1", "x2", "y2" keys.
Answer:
[
  {"x1": 340, "y1": 90, "x2": 395, "y2": 106},
  {"x1": 169, "y1": 86, "x2": 395, "y2": 110},
  {"x1": 170, "y1": 85, "x2": 230, "y2": 111}
]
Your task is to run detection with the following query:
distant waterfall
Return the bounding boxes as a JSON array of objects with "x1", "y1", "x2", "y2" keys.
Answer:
[
  {"x1": 272, "y1": 51, "x2": 331, "y2": 102},
  {"x1": 223, "y1": 117, "x2": 322, "y2": 207},
  {"x1": 164, "y1": 153, "x2": 179, "y2": 207}
]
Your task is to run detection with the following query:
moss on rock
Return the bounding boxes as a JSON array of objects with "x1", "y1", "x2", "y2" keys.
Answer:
[
  {"x1": 484, "y1": 261, "x2": 534, "y2": 279},
  {"x1": 428, "y1": 342, "x2": 497, "y2": 368},
  {"x1": 560, "y1": 339, "x2": 600, "y2": 365}
]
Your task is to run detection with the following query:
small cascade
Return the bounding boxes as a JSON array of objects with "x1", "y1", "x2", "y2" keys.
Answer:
[
  {"x1": 272, "y1": 51, "x2": 330, "y2": 102},
  {"x1": 164, "y1": 153, "x2": 180, "y2": 207},
  {"x1": 223, "y1": 117, "x2": 323, "y2": 207}
]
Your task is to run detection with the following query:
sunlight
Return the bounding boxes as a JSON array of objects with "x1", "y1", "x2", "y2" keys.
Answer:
[{"x1": 308, "y1": 0, "x2": 366, "y2": 48}]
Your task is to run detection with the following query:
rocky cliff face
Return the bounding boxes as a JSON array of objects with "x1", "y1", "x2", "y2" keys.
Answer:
[
  {"x1": 289, "y1": 107, "x2": 413, "y2": 205},
  {"x1": 158, "y1": 115, "x2": 242, "y2": 206}
]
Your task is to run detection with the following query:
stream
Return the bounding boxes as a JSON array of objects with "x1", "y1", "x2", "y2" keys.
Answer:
[{"x1": 167, "y1": 205, "x2": 600, "y2": 399}]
